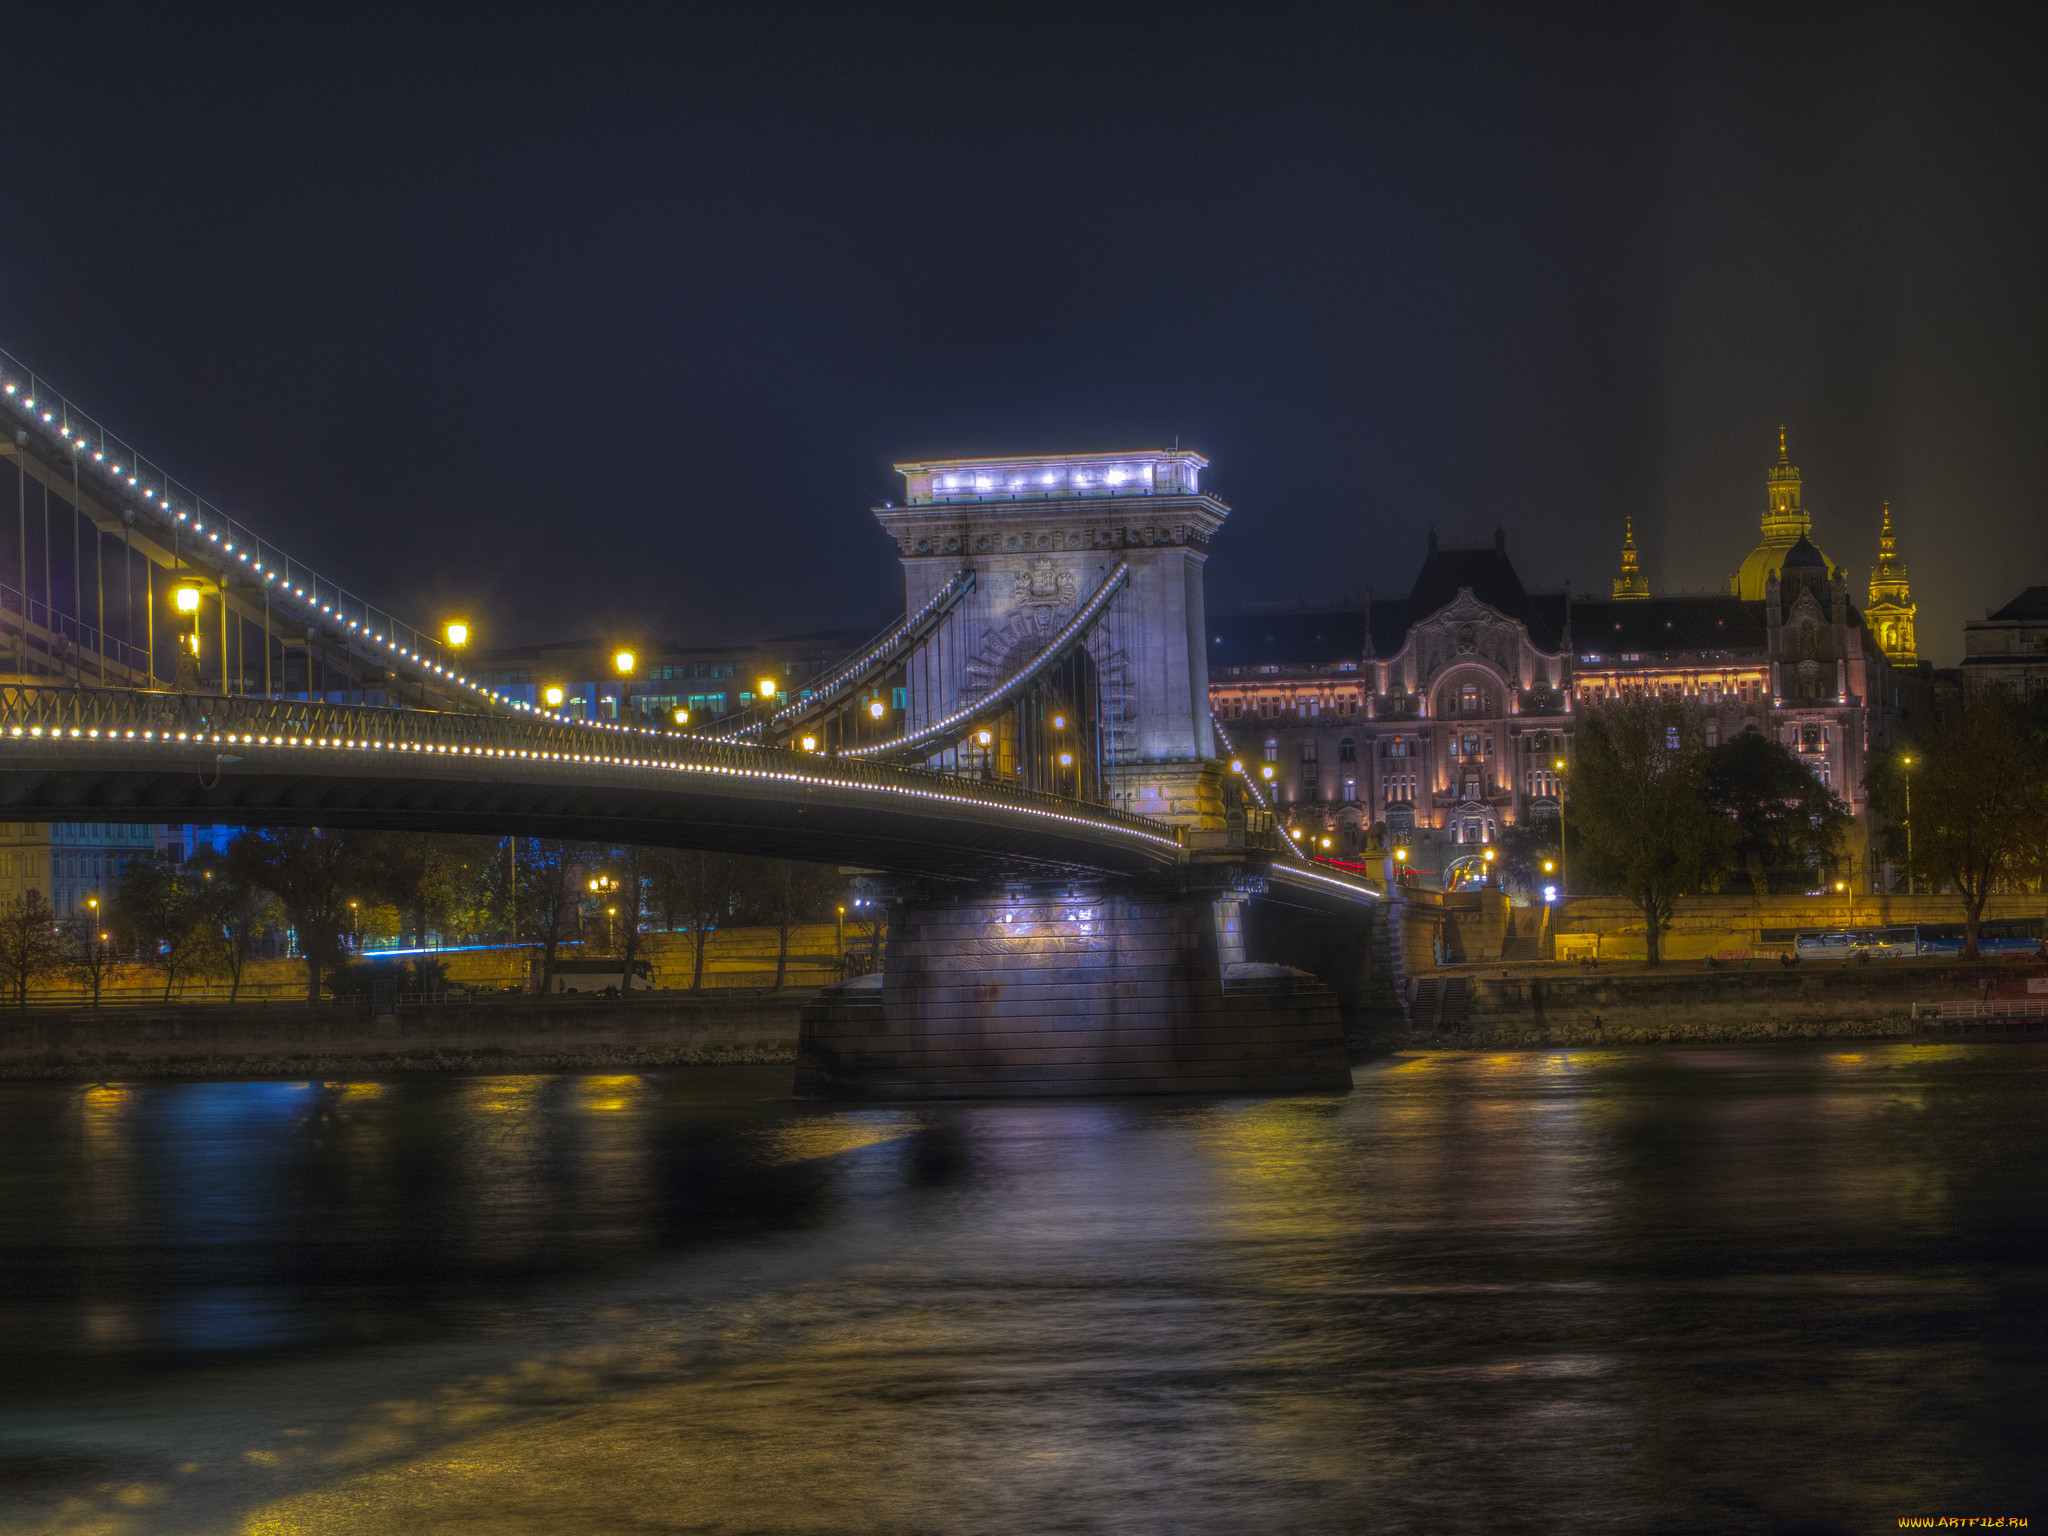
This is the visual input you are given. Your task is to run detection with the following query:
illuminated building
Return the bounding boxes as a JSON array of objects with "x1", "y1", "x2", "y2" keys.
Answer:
[
  {"x1": 1209, "y1": 438, "x2": 1927, "y2": 890},
  {"x1": 1864, "y1": 502, "x2": 1917, "y2": 663},
  {"x1": 1611, "y1": 518, "x2": 1650, "y2": 600},
  {"x1": 1731, "y1": 428, "x2": 1837, "y2": 599}
]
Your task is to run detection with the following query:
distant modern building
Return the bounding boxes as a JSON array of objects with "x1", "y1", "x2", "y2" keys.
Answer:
[
  {"x1": 470, "y1": 628, "x2": 877, "y2": 727},
  {"x1": 1960, "y1": 586, "x2": 2048, "y2": 698},
  {"x1": 1208, "y1": 435, "x2": 1927, "y2": 890}
]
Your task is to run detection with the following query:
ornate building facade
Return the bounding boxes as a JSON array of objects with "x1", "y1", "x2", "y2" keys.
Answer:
[{"x1": 1208, "y1": 437, "x2": 1930, "y2": 890}]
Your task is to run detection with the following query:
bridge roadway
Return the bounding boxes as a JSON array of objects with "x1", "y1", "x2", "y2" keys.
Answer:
[{"x1": 0, "y1": 685, "x2": 1378, "y2": 907}]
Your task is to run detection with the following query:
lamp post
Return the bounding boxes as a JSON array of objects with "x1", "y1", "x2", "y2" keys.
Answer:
[
  {"x1": 612, "y1": 650, "x2": 636, "y2": 723},
  {"x1": 1553, "y1": 756, "x2": 1570, "y2": 897},
  {"x1": 1900, "y1": 754, "x2": 1915, "y2": 895}
]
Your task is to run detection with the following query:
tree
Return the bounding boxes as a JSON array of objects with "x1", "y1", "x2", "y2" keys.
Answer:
[
  {"x1": 0, "y1": 890, "x2": 66, "y2": 1009},
  {"x1": 190, "y1": 853, "x2": 282, "y2": 1003},
  {"x1": 113, "y1": 851, "x2": 206, "y2": 1002},
  {"x1": 652, "y1": 849, "x2": 743, "y2": 990},
  {"x1": 64, "y1": 914, "x2": 124, "y2": 1006},
  {"x1": 512, "y1": 838, "x2": 584, "y2": 993},
  {"x1": 739, "y1": 859, "x2": 840, "y2": 989},
  {"x1": 1494, "y1": 820, "x2": 1562, "y2": 901},
  {"x1": 361, "y1": 832, "x2": 502, "y2": 949},
  {"x1": 1566, "y1": 698, "x2": 1730, "y2": 966},
  {"x1": 1704, "y1": 731, "x2": 1851, "y2": 896},
  {"x1": 1871, "y1": 687, "x2": 2048, "y2": 958},
  {"x1": 224, "y1": 829, "x2": 377, "y2": 999}
]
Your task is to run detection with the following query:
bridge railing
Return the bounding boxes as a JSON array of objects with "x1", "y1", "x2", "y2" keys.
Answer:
[{"x1": 0, "y1": 686, "x2": 1187, "y2": 847}]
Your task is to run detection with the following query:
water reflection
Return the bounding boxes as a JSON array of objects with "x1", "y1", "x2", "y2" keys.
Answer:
[{"x1": 0, "y1": 1047, "x2": 2043, "y2": 1533}]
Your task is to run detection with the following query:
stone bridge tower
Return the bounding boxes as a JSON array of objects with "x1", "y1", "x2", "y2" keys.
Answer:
[{"x1": 874, "y1": 450, "x2": 1229, "y2": 830}]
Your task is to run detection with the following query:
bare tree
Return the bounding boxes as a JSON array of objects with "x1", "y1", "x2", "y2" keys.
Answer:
[
  {"x1": 514, "y1": 838, "x2": 584, "y2": 993},
  {"x1": 0, "y1": 891, "x2": 67, "y2": 1009},
  {"x1": 740, "y1": 859, "x2": 839, "y2": 989},
  {"x1": 64, "y1": 915, "x2": 124, "y2": 1006},
  {"x1": 652, "y1": 850, "x2": 743, "y2": 991}
]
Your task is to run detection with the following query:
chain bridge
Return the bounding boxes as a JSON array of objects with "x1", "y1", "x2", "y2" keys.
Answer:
[{"x1": 0, "y1": 344, "x2": 1392, "y2": 1097}]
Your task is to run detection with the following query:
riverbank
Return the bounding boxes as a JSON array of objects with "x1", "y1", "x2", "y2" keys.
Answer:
[
  {"x1": 0, "y1": 991, "x2": 813, "y2": 1079},
  {"x1": 1388, "y1": 955, "x2": 2048, "y2": 1049}
]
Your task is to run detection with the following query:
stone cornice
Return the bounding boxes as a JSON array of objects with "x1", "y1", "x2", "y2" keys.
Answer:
[{"x1": 874, "y1": 493, "x2": 1229, "y2": 558}]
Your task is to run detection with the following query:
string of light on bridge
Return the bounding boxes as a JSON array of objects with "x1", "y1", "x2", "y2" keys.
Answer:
[
  {"x1": 2, "y1": 721, "x2": 1189, "y2": 855},
  {"x1": 0, "y1": 364, "x2": 649, "y2": 730}
]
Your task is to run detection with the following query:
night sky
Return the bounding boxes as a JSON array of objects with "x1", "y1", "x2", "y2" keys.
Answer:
[{"x1": 4, "y1": 7, "x2": 2043, "y2": 664}]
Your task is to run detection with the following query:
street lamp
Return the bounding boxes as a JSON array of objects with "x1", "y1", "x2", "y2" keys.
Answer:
[
  {"x1": 543, "y1": 684, "x2": 565, "y2": 709},
  {"x1": 1553, "y1": 755, "x2": 1570, "y2": 897},
  {"x1": 613, "y1": 650, "x2": 636, "y2": 675},
  {"x1": 443, "y1": 620, "x2": 470, "y2": 648},
  {"x1": 1900, "y1": 754, "x2": 1915, "y2": 894},
  {"x1": 758, "y1": 676, "x2": 780, "y2": 701},
  {"x1": 674, "y1": 706, "x2": 690, "y2": 726},
  {"x1": 868, "y1": 698, "x2": 886, "y2": 720}
]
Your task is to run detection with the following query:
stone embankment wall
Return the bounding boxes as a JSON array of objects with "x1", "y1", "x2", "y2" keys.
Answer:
[
  {"x1": 1549, "y1": 893, "x2": 2046, "y2": 963},
  {"x1": 0, "y1": 992, "x2": 813, "y2": 1079},
  {"x1": 1379, "y1": 960, "x2": 2044, "y2": 1049}
]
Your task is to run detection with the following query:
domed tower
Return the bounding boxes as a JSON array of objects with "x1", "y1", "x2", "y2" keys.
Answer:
[
  {"x1": 1731, "y1": 428, "x2": 1837, "y2": 599},
  {"x1": 1865, "y1": 501, "x2": 1917, "y2": 662},
  {"x1": 1611, "y1": 517, "x2": 1650, "y2": 600}
]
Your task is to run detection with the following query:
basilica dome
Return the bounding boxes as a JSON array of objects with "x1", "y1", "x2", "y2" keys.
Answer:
[{"x1": 1731, "y1": 430, "x2": 1836, "y2": 599}]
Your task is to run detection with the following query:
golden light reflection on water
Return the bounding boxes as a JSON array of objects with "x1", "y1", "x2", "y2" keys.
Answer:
[{"x1": 762, "y1": 1114, "x2": 914, "y2": 1165}]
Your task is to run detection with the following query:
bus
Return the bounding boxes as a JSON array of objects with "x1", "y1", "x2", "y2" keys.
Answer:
[{"x1": 1766, "y1": 920, "x2": 2044, "y2": 959}]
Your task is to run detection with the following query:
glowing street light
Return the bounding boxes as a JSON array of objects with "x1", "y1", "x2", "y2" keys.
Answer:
[
  {"x1": 173, "y1": 585, "x2": 202, "y2": 614},
  {"x1": 977, "y1": 730, "x2": 992, "y2": 746},
  {"x1": 801, "y1": 735, "x2": 819, "y2": 752},
  {"x1": 868, "y1": 699, "x2": 886, "y2": 720},
  {"x1": 674, "y1": 706, "x2": 691, "y2": 726},
  {"x1": 1052, "y1": 714, "x2": 1067, "y2": 730},
  {"x1": 758, "y1": 676, "x2": 780, "y2": 700},
  {"x1": 1394, "y1": 847, "x2": 1409, "y2": 863},
  {"x1": 613, "y1": 650, "x2": 636, "y2": 674},
  {"x1": 1260, "y1": 764, "x2": 1275, "y2": 780},
  {"x1": 443, "y1": 619, "x2": 470, "y2": 648},
  {"x1": 543, "y1": 684, "x2": 565, "y2": 708}
]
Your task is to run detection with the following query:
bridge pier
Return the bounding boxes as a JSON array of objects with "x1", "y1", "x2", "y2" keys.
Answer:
[{"x1": 796, "y1": 879, "x2": 1352, "y2": 1099}]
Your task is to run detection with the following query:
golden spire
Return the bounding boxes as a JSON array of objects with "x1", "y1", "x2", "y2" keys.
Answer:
[
  {"x1": 1778, "y1": 423, "x2": 1788, "y2": 462},
  {"x1": 1612, "y1": 516, "x2": 1650, "y2": 601},
  {"x1": 1867, "y1": 500, "x2": 1916, "y2": 662}
]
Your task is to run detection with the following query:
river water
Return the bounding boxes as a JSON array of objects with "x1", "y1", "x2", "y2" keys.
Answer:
[{"x1": 0, "y1": 1044, "x2": 2043, "y2": 1535}]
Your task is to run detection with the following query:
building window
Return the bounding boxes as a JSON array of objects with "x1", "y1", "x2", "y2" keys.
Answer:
[
  {"x1": 1301, "y1": 739, "x2": 1318, "y2": 764},
  {"x1": 1705, "y1": 720, "x2": 1720, "y2": 747},
  {"x1": 1339, "y1": 737, "x2": 1356, "y2": 763},
  {"x1": 1342, "y1": 775, "x2": 1357, "y2": 802},
  {"x1": 1666, "y1": 726, "x2": 1681, "y2": 750},
  {"x1": 1264, "y1": 738, "x2": 1279, "y2": 763}
]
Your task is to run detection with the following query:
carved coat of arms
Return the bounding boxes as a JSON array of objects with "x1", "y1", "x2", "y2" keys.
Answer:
[{"x1": 1014, "y1": 558, "x2": 1078, "y2": 607}]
